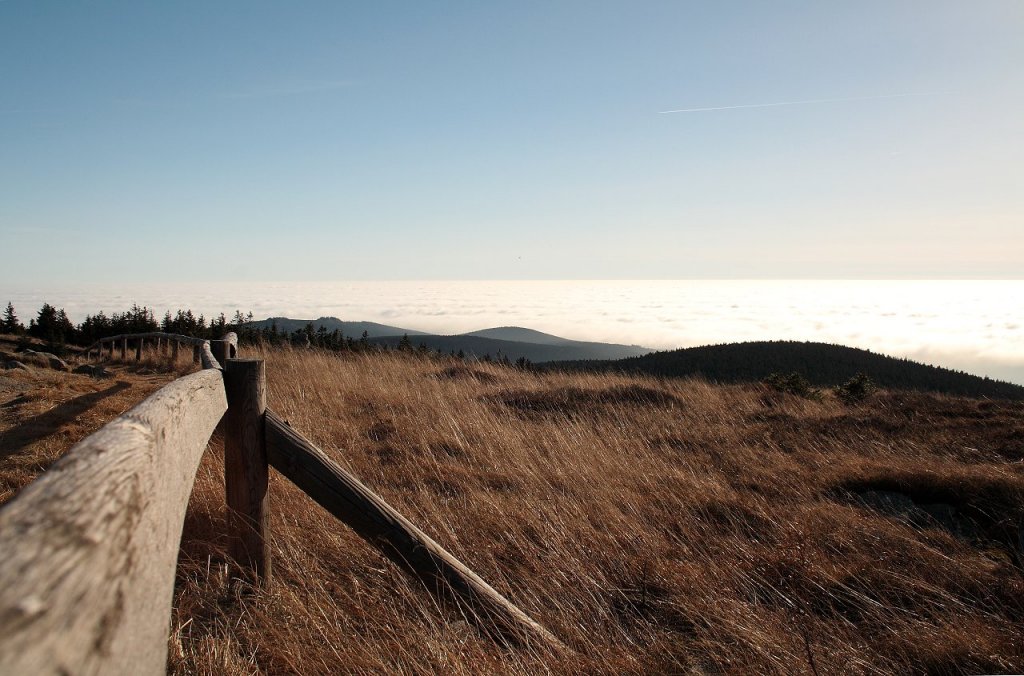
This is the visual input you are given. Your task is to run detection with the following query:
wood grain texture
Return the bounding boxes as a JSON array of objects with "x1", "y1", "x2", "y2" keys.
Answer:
[
  {"x1": 264, "y1": 410, "x2": 560, "y2": 647},
  {"x1": 207, "y1": 340, "x2": 229, "y2": 371},
  {"x1": 223, "y1": 332, "x2": 239, "y2": 358},
  {"x1": 224, "y1": 359, "x2": 271, "y2": 584},
  {"x1": 201, "y1": 342, "x2": 222, "y2": 371},
  {"x1": 0, "y1": 369, "x2": 227, "y2": 675}
]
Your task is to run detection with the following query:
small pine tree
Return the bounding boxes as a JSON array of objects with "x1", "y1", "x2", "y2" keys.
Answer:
[
  {"x1": 765, "y1": 372, "x2": 819, "y2": 399},
  {"x1": 835, "y1": 373, "x2": 876, "y2": 404},
  {"x1": 2, "y1": 302, "x2": 24, "y2": 334}
]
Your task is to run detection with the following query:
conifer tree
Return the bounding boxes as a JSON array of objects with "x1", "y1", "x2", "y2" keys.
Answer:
[
  {"x1": 29, "y1": 303, "x2": 74, "y2": 346},
  {"x1": 2, "y1": 302, "x2": 23, "y2": 334}
]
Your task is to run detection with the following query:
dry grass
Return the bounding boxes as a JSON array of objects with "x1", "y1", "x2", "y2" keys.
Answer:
[
  {"x1": 0, "y1": 337, "x2": 189, "y2": 505},
  {"x1": 165, "y1": 346, "x2": 1023, "y2": 674},
  {"x1": 2, "y1": 338, "x2": 1022, "y2": 673}
]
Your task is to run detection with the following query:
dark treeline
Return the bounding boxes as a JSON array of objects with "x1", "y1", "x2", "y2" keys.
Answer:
[
  {"x1": 550, "y1": 340, "x2": 1024, "y2": 401},
  {"x1": 1, "y1": 301, "x2": 530, "y2": 366},
  {"x1": 4, "y1": 301, "x2": 247, "y2": 348},
  {"x1": 2, "y1": 301, "x2": 362, "y2": 352}
]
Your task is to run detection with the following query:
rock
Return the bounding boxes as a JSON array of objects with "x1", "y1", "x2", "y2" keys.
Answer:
[
  {"x1": 3, "y1": 360, "x2": 29, "y2": 371},
  {"x1": 73, "y1": 364, "x2": 109, "y2": 378},
  {"x1": 20, "y1": 350, "x2": 70, "y2": 371}
]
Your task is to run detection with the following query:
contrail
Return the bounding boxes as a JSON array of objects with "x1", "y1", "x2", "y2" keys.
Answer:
[{"x1": 658, "y1": 91, "x2": 946, "y2": 114}]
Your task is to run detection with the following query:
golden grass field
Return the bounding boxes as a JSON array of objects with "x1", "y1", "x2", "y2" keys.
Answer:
[{"x1": 2, "y1": 339, "x2": 1023, "y2": 674}]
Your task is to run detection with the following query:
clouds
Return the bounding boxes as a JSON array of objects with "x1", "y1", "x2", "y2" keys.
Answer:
[
  {"x1": 5, "y1": 280, "x2": 1023, "y2": 384},
  {"x1": 659, "y1": 91, "x2": 948, "y2": 114}
]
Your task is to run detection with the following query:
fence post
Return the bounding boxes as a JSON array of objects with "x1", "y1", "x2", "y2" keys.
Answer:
[
  {"x1": 121, "y1": 338, "x2": 128, "y2": 360},
  {"x1": 135, "y1": 338, "x2": 143, "y2": 362},
  {"x1": 172, "y1": 340, "x2": 180, "y2": 363},
  {"x1": 223, "y1": 359, "x2": 271, "y2": 586},
  {"x1": 209, "y1": 340, "x2": 230, "y2": 369}
]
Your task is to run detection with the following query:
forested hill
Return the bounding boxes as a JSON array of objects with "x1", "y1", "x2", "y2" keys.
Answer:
[
  {"x1": 550, "y1": 341, "x2": 1024, "y2": 400},
  {"x1": 249, "y1": 317, "x2": 428, "y2": 338},
  {"x1": 367, "y1": 333, "x2": 652, "y2": 363}
]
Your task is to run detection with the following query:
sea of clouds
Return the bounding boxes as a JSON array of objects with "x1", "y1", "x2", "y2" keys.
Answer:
[{"x1": 5, "y1": 280, "x2": 1022, "y2": 385}]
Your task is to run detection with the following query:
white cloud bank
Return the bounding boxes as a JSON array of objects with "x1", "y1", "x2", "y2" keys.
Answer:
[{"x1": 5, "y1": 280, "x2": 1022, "y2": 384}]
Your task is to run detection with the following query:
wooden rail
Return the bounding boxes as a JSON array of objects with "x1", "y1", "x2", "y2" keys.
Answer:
[
  {"x1": 0, "y1": 330, "x2": 557, "y2": 674},
  {"x1": 265, "y1": 410, "x2": 558, "y2": 646},
  {"x1": 0, "y1": 369, "x2": 227, "y2": 674},
  {"x1": 84, "y1": 331, "x2": 237, "y2": 366}
]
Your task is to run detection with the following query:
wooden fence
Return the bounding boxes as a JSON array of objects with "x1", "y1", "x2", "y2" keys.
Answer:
[{"x1": 0, "y1": 332, "x2": 556, "y2": 675}]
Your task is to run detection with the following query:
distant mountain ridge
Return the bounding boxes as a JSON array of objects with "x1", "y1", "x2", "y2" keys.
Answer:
[
  {"x1": 250, "y1": 316, "x2": 429, "y2": 338},
  {"x1": 246, "y1": 317, "x2": 653, "y2": 363},
  {"x1": 368, "y1": 333, "x2": 652, "y2": 363},
  {"x1": 550, "y1": 341, "x2": 1024, "y2": 400},
  {"x1": 463, "y1": 327, "x2": 577, "y2": 345}
]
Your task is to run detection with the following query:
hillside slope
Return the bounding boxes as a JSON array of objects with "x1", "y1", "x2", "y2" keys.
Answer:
[
  {"x1": 552, "y1": 340, "x2": 1024, "y2": 400},
  {"x1": 463, "y1": 326, "x2": 578, "y2": 345},
  {"x1": 167, "y1": 347, "x2": 1023, "y2": 673},
  {"x1": 249, "y1": 316, "x2": 428, "y2": 338},
  {"x1": 368, "y1": 333, "x2": 652, "y2": 362},
  {"x1": 3, "y1": 345, "x2": 1023, "y2": 672}
]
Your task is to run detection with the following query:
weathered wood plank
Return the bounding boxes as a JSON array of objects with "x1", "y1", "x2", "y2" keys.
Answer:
[
  {"x1": 201, "y1": 342, "x2": 222, "y2": 371},
  {"x1": 209, "y1": 339, "x2": 232, "y2": 366},
  {"x1": 223, "y1": 332, "x2": 239, "y2": 358},
  {"x1": 224, "y1": 359, "x2": 271, "y2": 584},
  {"x1": 0, "y1": 369, "x2": 227, "y2": 675},
  {"x1": 264, "y1": 411, "x2": 560, "y2": 647}
]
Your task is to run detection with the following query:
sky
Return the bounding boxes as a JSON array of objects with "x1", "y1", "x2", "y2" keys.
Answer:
[{"x1": 1, "y1": 1, "x2": 1021, "y2": 284}]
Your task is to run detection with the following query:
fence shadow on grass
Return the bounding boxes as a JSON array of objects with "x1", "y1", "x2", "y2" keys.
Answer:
[{"x1": 0, "y1": 381, "x2": 132, "y2": 461}]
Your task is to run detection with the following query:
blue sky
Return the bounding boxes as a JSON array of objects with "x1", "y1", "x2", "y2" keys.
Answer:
[{"x1": 1, "y1": 1, "x2": 1021, "y2": 283}]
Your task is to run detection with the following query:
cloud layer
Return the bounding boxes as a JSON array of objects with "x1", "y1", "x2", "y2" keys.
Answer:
[{"x1": 6, "y1": 280, "x2": 1022, "y2": 384}]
